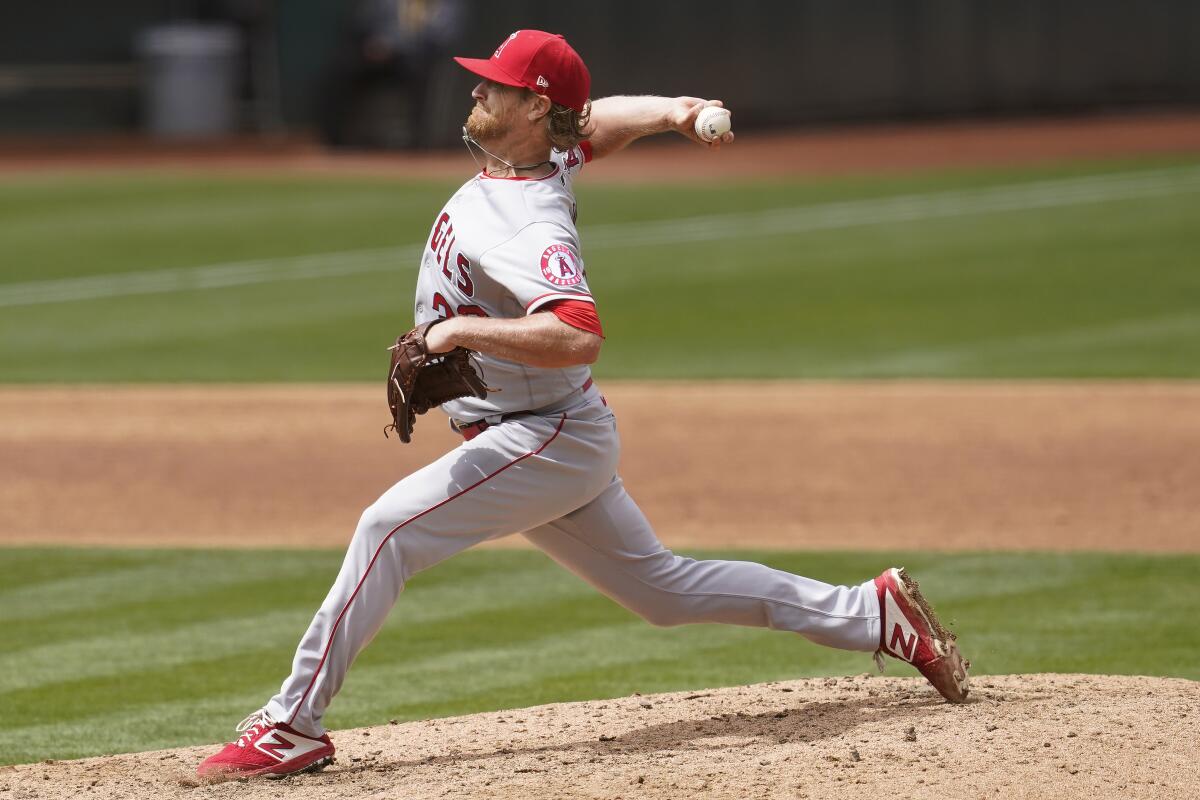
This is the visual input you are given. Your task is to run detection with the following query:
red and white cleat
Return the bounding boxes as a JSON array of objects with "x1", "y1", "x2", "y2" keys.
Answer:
[
  {"x1": 197, "y1": 709, "x2": 335, "y2": 779},
  {"x1": 875, "y1": 567, "x2": 970, "y2": 703}
]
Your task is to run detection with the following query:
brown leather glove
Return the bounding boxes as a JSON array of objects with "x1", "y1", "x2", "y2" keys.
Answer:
[{"x1": 385, "y1": 320, "x2": 488, "y2": 443}]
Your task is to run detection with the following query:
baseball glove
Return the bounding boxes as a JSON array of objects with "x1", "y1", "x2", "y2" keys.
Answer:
[{"x1": 384, "y1": 320, "x2": 488, "y2": 443}]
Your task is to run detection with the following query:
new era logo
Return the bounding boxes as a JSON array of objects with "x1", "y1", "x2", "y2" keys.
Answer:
[{"x1": 536, "y1": 75, "x2": 550, "y2": 90}]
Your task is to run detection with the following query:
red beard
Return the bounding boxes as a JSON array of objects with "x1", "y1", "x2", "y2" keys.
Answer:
[{"x1": 464, "y1": 105, "x2": 504, "y2": 141}]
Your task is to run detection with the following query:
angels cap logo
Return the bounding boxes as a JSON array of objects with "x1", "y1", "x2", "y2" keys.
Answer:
[
  {"x1": 493, "y1": 31, "x2": 519, "y2": 58},
  {"x1": 536, "y1": 75, "x2": 550, "y2": 90},
  {"x1": 540, "y1": 244, "x2": 583, "y2": 287}
]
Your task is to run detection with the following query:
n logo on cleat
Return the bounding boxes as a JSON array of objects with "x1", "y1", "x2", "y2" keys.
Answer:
[
  {"x1": 255, "y1": 732, "x2": 296, "y2": 761},
  {"x1": 883, "y1": 589, "x2": 919, "y2": 663},
  {"x1": 889, "y1": 624, "x2": 917, "y2": 661}
]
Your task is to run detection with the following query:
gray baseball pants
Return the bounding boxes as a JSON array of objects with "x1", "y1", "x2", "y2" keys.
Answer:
[{"x1": 265, "y1": 388, "x2": 882, "y2": 736}]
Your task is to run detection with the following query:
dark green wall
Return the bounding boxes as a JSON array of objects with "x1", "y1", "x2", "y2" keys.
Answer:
[{"x1": 2, "y1": 0, "x2": 1197, "y2": 136}]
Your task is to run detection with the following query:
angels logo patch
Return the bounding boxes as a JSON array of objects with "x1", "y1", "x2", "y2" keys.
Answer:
[{"x1": 540, "y1": 244, "x2": 583, "y2": 287}]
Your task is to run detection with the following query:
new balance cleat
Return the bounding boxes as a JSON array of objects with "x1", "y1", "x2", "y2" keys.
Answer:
[
  {"x1": 197, "y1": 709, "x2": 335, "y2": 779},
  {"x1": 874, "y1": 567, "x2": 970, "y2": 703}
]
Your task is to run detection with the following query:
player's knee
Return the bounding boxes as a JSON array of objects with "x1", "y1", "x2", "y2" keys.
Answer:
[
  {"x1": 628, "y1": 554, "x2": 701, "y2": 627},
  {"x1": 354, "y1": 503, "x2": 394, "y2": 543},
  {"x1": 634, "y1": 602, "x2": 687, "y2": 628},
  {"x1": 638, "y1": 611, "x2": 683, "y2": 627}
]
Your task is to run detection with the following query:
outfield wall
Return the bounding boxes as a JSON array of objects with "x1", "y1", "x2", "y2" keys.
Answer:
[{"x1": 2, "y1": 0, "x2": 1198, "y2": 138}]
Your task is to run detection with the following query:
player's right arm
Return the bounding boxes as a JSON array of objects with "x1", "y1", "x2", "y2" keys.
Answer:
[
  {"x1": 585, "y1": 95, "x2": 734, "y2": 159},
  {"x1": 422, "y1": 221, "x2": 603, "y2": 368},
  {"x1": 423, "y1": 312, "x2": 601, "y2": 368}
]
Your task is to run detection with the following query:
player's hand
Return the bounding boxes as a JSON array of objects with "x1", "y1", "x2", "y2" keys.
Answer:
[
  {"x1": 667, "y1": 97, "x2": 735, "y2": 149},
  {"x1": 423, "y1": 318, "x2": 459, "y2": 354}
]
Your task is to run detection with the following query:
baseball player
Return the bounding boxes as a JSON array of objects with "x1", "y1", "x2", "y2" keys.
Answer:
[{"x1": 198, "y1": 29, "x2": 969, "y2": 779}]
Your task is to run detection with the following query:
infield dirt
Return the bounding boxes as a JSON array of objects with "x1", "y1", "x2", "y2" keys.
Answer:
[
  {"x1": 1, "y1": 675, "x2": 1196, "y2": 800},
  {"x1": 2, "y1": 382, "x2": 1197, "y2": 552}
]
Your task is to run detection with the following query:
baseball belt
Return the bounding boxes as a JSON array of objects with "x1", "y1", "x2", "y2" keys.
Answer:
[{"x1": 451, "y1": 379, "x2": 595, "y2": 440}]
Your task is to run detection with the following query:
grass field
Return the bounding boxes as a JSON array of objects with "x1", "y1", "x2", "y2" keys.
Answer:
[
  {"x1": 3, "y1": 155, "x2": 1197, "y2": 769},
  {"x1": 2, "y1": 156, "x2": 1199, "y2": 381},
  {"x1": 2, "y1": 547, "x2": 1197, "y2": 765}
]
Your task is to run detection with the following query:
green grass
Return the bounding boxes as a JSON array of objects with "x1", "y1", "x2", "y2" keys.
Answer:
[
  {"x1": 1, "y1": 546, "x2": 1196, "y2": 764},
  {"x1": 2, "y1": 156, "x2": 1199, "y2": 380}
]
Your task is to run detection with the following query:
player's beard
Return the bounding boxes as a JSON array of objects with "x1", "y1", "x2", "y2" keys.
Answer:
[{"x1": 465, "y1": 104, "x2": 504, "y2": 142}]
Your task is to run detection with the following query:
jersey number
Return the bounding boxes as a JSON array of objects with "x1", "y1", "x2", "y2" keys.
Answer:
[{"x1": 432, "y1": 292, "x2": 489, "y2": 319}]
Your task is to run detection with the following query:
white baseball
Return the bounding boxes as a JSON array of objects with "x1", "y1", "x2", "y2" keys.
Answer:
[{"x1": 694, "y1": 106, "x2": 732, "y2": 143}]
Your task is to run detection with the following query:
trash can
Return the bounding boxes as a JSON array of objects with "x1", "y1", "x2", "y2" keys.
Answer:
[{"x1": 137, "y1": 22, "x2": 242, "y2": 138}]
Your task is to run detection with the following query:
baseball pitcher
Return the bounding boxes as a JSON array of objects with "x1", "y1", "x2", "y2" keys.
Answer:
[{"x1": 198, "y1": 29, "x2": 969, "y2": 779}]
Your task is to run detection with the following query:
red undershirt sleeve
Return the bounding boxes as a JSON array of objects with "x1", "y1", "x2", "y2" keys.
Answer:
[
  {"x1": 543, "y1": 298, "x2": 603, "y2": 338},
  {"x1": 579, "y1": 140, "x2": 594, "y2": 163}
]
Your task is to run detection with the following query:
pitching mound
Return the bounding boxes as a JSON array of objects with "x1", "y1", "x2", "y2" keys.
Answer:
[{"x1": 3, "y1": 675, "x2": 1195, "y2": 800}]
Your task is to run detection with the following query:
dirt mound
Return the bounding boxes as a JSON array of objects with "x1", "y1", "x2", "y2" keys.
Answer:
[{"x1": 2, "y1": 675, "x2": 1194, "y2": 800}]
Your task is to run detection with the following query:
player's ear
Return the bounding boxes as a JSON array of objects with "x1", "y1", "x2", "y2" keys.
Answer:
[{"x1": 527, "y1": 93, "x2": 552, "y2": 122}]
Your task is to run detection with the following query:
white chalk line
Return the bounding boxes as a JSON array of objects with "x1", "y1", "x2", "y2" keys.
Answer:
[
  {"x1": 829, "y1": 312, "x2": 1200, "y2": 376},
  {"x1": 0, "y1": 246, "x2": 419, "y2": 308},
  {"x1": 2, "y1": 165, "x2": 1199, "y2": 309}
]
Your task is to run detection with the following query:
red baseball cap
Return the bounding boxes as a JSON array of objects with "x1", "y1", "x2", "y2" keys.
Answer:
[{"x1": 454, "y1": 30, "x2": 591, "y2": 113}]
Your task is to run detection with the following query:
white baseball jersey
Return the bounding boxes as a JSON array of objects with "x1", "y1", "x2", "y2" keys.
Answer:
[
  {"x1": 414, "y1": 145, "x2": 594, "y2": 422},
  {"x1": 260, "y1": 141, "x2": 887, "y2": 746}
]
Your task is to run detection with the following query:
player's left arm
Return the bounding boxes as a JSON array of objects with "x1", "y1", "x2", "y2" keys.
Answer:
[{"x1": 584, "y1": 95, "x2": 734, "y2": 160}]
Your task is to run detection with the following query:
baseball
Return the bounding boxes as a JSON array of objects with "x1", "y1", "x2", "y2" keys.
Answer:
[{"x1": 694, "y1": 106, "x2": 732, "y2": 142}]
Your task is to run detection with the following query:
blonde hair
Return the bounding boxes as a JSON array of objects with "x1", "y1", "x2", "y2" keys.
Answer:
[
  {"x1": 522, "y1": 88, "x2": 592, "y2": 150},
  {"x1": 546, "y1": 99, "x2": 592, "y2": 151}
]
